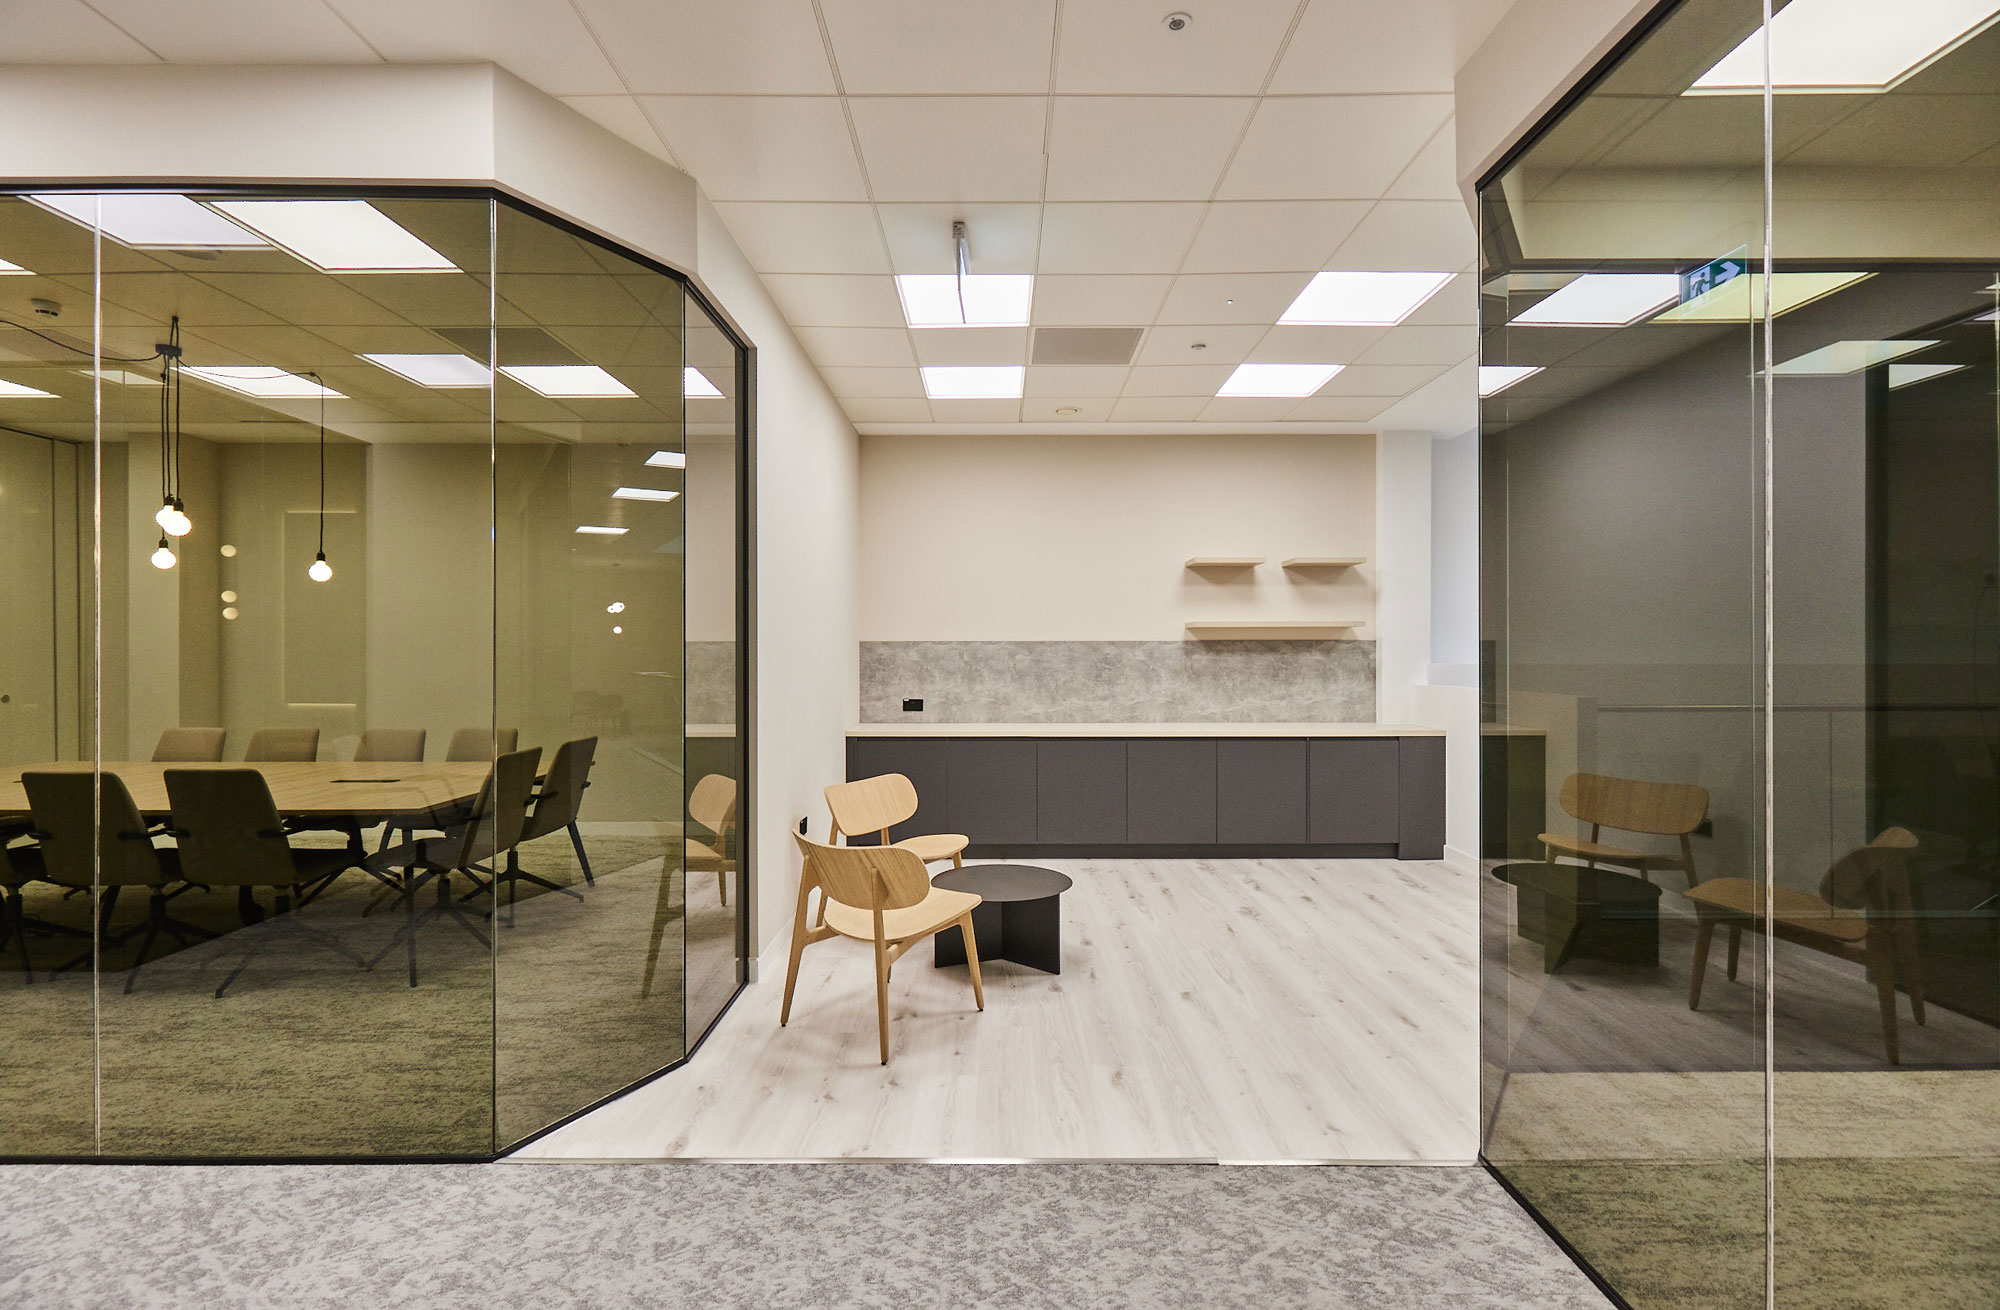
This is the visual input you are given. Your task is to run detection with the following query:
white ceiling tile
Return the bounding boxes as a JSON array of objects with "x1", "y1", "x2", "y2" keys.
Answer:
[
  {"x1": 1029, "y1": 274, "x2": 1173, "y2": 325},
  {"x1": 1109, "y1": 395, "x2": 1206, "y2": 421},
  {"x1": 1132, "y1": 324, "x2": 1265, "y2": 366},
  {"x1": 1400, "y1": 272, "x2": 1478, "y2": 326},
  {"x1": 821, "y1": 0, "x2": 1056, "y2": 94},
  {"x1": 1246, "y1": 325, "x2": 1388, "y2": 363},
  {"x1": 1035, "y1": 203, "x2": 1205, "y2": 274},
  {"x1": 330, "y1": 0, "x2": 622, "y2": 94},
  {"x1": 1352, "y1": 326, "x2": 1475, "y2": 367},
  {"x1": 1326, "y1": 200, "x2": 1476, "y2": 272},
  {"x1": 794, "y1": 326, "x2": 917, "y2": 367},
  {"x1": 1045, "y1": 97, "x2": 1253, "y2": 202},
  {"x1": 1180, "y1": 201, "x2": 1372, "y2": 273},
  {"x1": 1383, "y1": 122, "x2": 1462, "y2": 201},
  {"x1": 878, "y1": 203, "x2": 1042, "y2": 274},
  {"x1": 1121, "y1": 364, "x2": 1238, "y2": 396},
  {"x1": 83, "y1": 0, "x2": 380, "y2": 60},
  {"x1": 559, "y1": 97, "x2": 676, "y2": 164},
  {"x1": 818, "y1": 366, "x2": 927, "y2": 398},
  {"x1": 1155, "y1": 272, "x2": 1313, "y2": 326},
  {"x1": 0, "y1": 0, "x2": 159, "y2": 60},
  {"x1": 848, "y1": 97, "x2": 1051, "y2": 203},
  {"x1": 759, "y1": 274, "x2": 907, "y2": 327},
  {"x1": 1055, "y1": 0, "x2": 1301, "y2": 94},
  {"x1": 1023, "y1": 397, "x2": 1117, "y2": 421},
  {"x1": 1314, "y1": 363, "x2": 1449, "y2": 395},
  {"x1": 574, "y1": 0, "x2": 836, "y2": 94},
  {"x1": 1286, "y1": 394, "x2": 1399, "y2": 422},
  {"x1": 640, "y1": 97, "x2": 867, "y2": 201},
  {"x1": 911, "y1": 327, "x2": 1030, "y2": 366},
  {"x1": 1025, "y1": 366, "x2": 1130, "y2": 397},
  {"x1": 709, "y1": 203, "x2": 888, "y2": 274},
  {"x1": 1219, "y1": 96, "x2": 1455, "y2": 200},
  {"x1": 840, "y1": 397, "x2": 934, "y2": 423},
  {"x1": 926, "y1": 398, "x2": 1024, "y2": 422},
  {"x1": 1268, "y1": 0, "x2": 1456, "y2": 95},
  {"x1": 1198, "y1": 396, "x2": 1303, "y2": 422}
]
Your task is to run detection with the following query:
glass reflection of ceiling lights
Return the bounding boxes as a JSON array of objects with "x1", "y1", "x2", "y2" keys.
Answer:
[
  {"x1": 611, "y1": 487, "x2": 680, "y2": 502},
  {"x1": 27, "y1": 193, "x2": 265, "y2": 249},
  {"x1": 1479, "y1": 365, "x2": 1543, "y2": 396},
  {"x1": 1689, "y1": 0, "x2": 2000, "y2": 95},
  {"x1": 75, "y1": 368, "x2": 161, "y2": 386},
  {"x1": 1653, "y1": 272, "x2": 1872, "y2": 322},
  {"x1": 896, "y1": 274, "x2": 1033, "y2": 328},
  {"x1": 1768, "y1": 340, "x2": 1941, "y2": 375},
  {"x1": 1279, "y1": 271, "x2": 1453, "y2": 326},
  {"x1": 1216, "y1": 363, "x2": 1343, "y2": 397},
  {"x1": 499, "y1": 365, "x2": 635, "y2": 398},
  {"x1": 0, "y1": 378, "x2": 57, "y2": 398},
  {"x1": 0, "y1": 257, "x2": 31, "y2": 275},
  {"x1": 208, "y1": 200, "x2": 456, "y2": 273},
  {"x1": 684, "y1": 367, "x2": 724, "y2": 398},
  {"x1": 574, "y1": 525, "x2": 628, "y2": 535},
  {"x1": 1510, "y1": 274, "x2": 1681, "y2": 326},
  {"x1": 183, "y1": 366, "x2": 346, "y2": 399},
  {"x1": 646, "y1": 451, "x2": 686, "y2": 469},
  {"x1": 921, "y1": 365, "x2": 1025, "y2": 399},
  {"x1": 1888, "y1": 362, "x2": 1968, "y2": 389},
  {"x1": 361, "y1": 353, "x2": 489, "y2": 388}
]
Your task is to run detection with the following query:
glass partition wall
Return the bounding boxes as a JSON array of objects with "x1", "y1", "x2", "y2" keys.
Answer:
[
  {"x1": 0, "y1": 189, "x2": 746, "y2": 1158},
  {"x1": 1480, "y1": 0, "x2": 1999, "y2": 1305}
]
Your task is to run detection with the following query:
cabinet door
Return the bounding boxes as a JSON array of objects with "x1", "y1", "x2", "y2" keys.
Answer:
[
  {"x1": 948, "y1": 739, "x2": 1038, "y2": 846},
  {"x1": 1307, "y1": 739, "x2": 1400, "y2": 845},
  {"x1": 1396, "y1": 735, "x2": 1446, "y2": 860},
  {"x1": 846, "y1": 738, "x2": 949, "y2": 845},
  {"x1": 1126, "y1": 739, "x2": 1217, "y2": 844},
  {"x1": 1217, "y1": 739, "x2": 1309, "y2": 844},
  {"x1": 1036, "y1": 739, "x2": 1127, "y2": 844}
]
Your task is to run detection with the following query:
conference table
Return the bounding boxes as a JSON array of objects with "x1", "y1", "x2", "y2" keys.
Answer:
[{"x1": 0, "y1": 760, "x2": 496, "y2": 824}]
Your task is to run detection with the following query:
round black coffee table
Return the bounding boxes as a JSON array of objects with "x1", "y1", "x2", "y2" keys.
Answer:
[{"x1": 931, "y1": 863, "x2": 1073, "y2": 975}]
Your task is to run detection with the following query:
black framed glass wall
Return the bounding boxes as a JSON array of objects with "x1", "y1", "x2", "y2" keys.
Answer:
[
  {"x1": 0, "y1": 188, "x2": 748, "y2": 1158},
  {"x1": 1479, "y1": 1, "x2": 1999, "y2": 1305}
]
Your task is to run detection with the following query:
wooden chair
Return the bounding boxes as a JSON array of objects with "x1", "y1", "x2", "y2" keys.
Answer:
[
  {"x1": 1540, "y1": 772, "x2": 1709, "y2": 888},
  {"x1": 244, "y1": 727, "x2": 320, "y2": 762},
  {"x1": 825, "y1": 773, "x2": 967, "y2": 868},
  {"x1": 685, "y1": 774, "x2": 737, "y2": 906},
  {"x1": 153, "y1": 727, "x2": 226, "y2": 762},
  {"x1": 1687, "y1": 829, "x2": 1925, "y2": 1064},
  {"x1": 782, "y1": 833, "x2": 984, "y2": 1066}
]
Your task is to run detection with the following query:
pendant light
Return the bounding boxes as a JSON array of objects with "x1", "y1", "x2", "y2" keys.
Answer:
[
  {"x1": 150, "y1": 535, "x2": 176, "y2": 571},
  {"x1": 305, "y1": 371, "x2": 332, "y2": 583},
  {"x1": 154, "y1": 317, "x2": 191, "y2": 538}
]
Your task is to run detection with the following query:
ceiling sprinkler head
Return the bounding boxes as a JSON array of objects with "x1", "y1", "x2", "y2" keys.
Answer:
[{"x1": 1163, "y1": 12, "x2": 1191, "y2": 32}]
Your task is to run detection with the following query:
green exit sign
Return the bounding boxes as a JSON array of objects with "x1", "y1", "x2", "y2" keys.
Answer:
[{"x1": 1680, "y1": 255, "x2": 1747, "y2": 304}]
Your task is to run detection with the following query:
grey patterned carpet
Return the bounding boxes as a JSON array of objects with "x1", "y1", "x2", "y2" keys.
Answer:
[{"x1": 0, "y1": 1161, "x2": 1609, "y2": 1309}]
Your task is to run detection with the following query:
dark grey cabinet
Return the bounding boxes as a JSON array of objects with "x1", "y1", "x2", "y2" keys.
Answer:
[
  {"x1": 1307, "y1": 739, "x2": 1401, "y2": 845},
  {"x1": 1217, "y1": 739, "x2": 1308, "y2": 844},
  {"x1": 1037, "y1": 740, "x2": 1127, "y2": 843},
  {"x1": 1396, "y1": 735, "x2": 1446, "y2": 860},
  {"x1": 845, "y1": 737, "x2": 948, "y2": 844},
  {"x1": 947, "y1": 739, "x2": 1037, "y2": 846},
  {"x1": 1127, "y1": 740, "x2": 1217, "y2": 844}
]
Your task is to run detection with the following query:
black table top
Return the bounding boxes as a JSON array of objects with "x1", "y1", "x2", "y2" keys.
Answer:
[
  {"x1": 1491, "y1": 861, "x2": 1664, "y2": 901},
  {"x1": 933, "y1": 863, "x2": 1073, "y2": 902}
]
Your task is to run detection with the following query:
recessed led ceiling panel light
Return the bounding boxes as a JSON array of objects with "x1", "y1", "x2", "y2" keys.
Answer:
[
  {"x1": 645, "y1": 450, "x2": 687, "y2": 469},
  {"x1": 209, "y1": 200, "x2": 457, "y2": 273},
  {"x1": 1510, "y1": 274, "x2": 1682, "y2": 326},
  {"x1": 1216, "y1": 363, "x2": 1343, "y2": 397},
  {"x1": 1479, "y1": 365, "x2": 1543, "y2": 396},
  {"x1": 612, "y1": 487, "x2": 681, "y2": 502},
  {"x1": 1689, "y1": 0, "x2": 2000, "y2": 94},
  {"x1": 684, "y1": 367, "x2": 724, "y2": 398},
  {"x1": 0, "y1": 379, "x2": 58, "y2": 398},
  {"x1": 896, "y1": 274, "x2": 1034, "y2": 328},
  {"x1": 1888, "y1": 362, "x2": 1968, "y2": 389},
  {"x1": 575, "y1": 524, "x2": 629, "y2": 535},
  {"x1": 360, "y1": 353, "x2": 490, "y2": 388},
  {"x1": 499, "y1": 365, "x2": 636, "y2": 398},
  {"x1": 0, "y1": 258, "x2": 31, "y2": 275},
  {"x1": 921, "y1": 365, "x2": 1025, "y2": 399},
  {"x1": 183, "y1": 366, "x2": 344, "y2": 399},
  {"x1": 74, "y1": 368, "x2": 161, "y2": 386},
  {"x1": 1279, "y1": 271, "x2": 1454, "y2": 326},
  {"x1": 1769, "y1": 340, "x2": 1940, "y2": 375},
  {"x1": 1653, "y1": 271, "x2": 1872, "y2": 323},
  {"x1": 28, "y1": 193, "x2": 266, "y2": 249}
]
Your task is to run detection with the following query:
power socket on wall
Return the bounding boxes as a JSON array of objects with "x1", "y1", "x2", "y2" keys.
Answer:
[
  {"x1": 798, "y1": 817, "x2": 808, "y2": 835},
  {"x1": 902, "y1": 698, "x2": 924, "y2": 712}
]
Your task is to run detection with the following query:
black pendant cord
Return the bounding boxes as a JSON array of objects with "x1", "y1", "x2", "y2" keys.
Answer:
[
  {"x1": 306, "y1": 371, "x2": 326, "y2": 557},
  {"x1": 170, "y1": 318, "x2": 182, "y2": 512}
]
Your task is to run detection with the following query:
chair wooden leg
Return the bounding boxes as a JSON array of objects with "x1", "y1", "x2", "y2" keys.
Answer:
[
  {"x1": 1866, "y1": 928, "x2": 1901, "y2": 1064},
  {"x1": 640, "y1": 860, "x2": 676, "y2": 999},
  {"x1": 873, "y1": 925, "x2": 891, "y2": 1066},
  {"x1": 1690, "y1": 917, "x2": 1716, "y2": 1010},
  {"x1": 958, "y1": 912, "x2": 984, "y2": 1011},
  {"x1": 779, "y1": 875, "x2": 814, "y2": 1027},
  {"x1": 1725, "y1": 924, "x2": 1742, "y2": 981},
  {"x1": 717, "y1": 870, "x2": 728, "y2": 906},
  {"x1": 1894, "y1": 917, "x2": 1926, "y2": 1025}
]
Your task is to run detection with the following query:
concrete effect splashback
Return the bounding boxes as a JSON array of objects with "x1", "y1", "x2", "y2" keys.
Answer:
[{"x1": 861, "y1": 640, "x2": 1377, "y2": 724}]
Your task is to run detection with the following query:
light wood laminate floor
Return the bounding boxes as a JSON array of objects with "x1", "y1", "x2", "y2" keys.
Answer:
[{"x1": 513, "y1": 857, "x2": 1479, "y2": 1162}]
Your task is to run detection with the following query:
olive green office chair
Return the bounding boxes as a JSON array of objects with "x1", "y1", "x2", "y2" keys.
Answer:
[
  {"x1": 153, "y1": 727, "x2": 227, "y2": 762},
  {"x1": 510, "y1": 736, "x2": 597, "y2": 896},
  {"x1": 243, "y1": 727, "x2": 320, "y2": 763}
]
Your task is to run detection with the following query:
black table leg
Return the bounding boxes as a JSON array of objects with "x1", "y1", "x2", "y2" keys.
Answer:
[
  {"x1": 934, "y1": 899, "x2": 1002, "y2": 968},
  {"x1": 934, "y1": 895, "x2": 1061, "y2": 974}
]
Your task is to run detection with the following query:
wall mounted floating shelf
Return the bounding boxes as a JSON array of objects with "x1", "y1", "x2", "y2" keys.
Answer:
[
  {"x1": 1184, "y1": 557, "x2": 1264, "y2": 569},
  {"x1": 1185, "y1": 621, "x2": 1361, "y2": 640},
  {"x1": 1282, "y1": 557, "x2": 1366, "y2": 569}
]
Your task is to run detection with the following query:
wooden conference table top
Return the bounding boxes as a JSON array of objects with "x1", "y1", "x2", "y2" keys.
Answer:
[{"x1": 0, "y1": 761, "x2": 495, "y2": 821}]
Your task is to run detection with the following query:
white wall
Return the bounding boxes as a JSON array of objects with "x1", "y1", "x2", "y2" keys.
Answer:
[
  {"x1": 859, "y1": 432, "x2": 1376, "y2": 642},
  {"x1": 1374, "y1": 432, "x2": 1431, "y2": 724}
]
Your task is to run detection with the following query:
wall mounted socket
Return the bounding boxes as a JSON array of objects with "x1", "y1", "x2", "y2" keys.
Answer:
[
  {"x1": 902, "y1": 697, "x2": 924, "y2": 712},
  {"x1": 798, "y1": 816, "x2": 808, "y2": 835}
]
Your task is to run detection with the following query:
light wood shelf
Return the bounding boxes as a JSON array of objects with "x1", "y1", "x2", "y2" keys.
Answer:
[
  {"x1": 1184, "y1": 556, "x2": 1264, "y2": 569},
  {"x1": 1282, "y1": 556, "x2": 1366, "y2": 569},
  {"x1": 1185, "y1": 620, "x2": 1362, "y2": 640}
]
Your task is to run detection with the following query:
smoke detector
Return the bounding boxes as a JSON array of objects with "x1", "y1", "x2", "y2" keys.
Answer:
[
  {"x1": 30, "y1": 298, "x2": 59, "y2": 319},
  {"x1": 1163, "y1": 12, "x2": 1191, "y2": 32}
]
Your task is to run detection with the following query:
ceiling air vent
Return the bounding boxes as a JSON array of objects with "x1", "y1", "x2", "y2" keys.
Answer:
[{"x1": 1030, "y1": 327, "x2": 1143, "y2": 366}]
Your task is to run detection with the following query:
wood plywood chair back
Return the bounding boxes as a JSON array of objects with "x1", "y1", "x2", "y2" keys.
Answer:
[
  {"x1": 802, "y1": 835, "x2": 932, "y2": 912},
  {"x1": 1543, "y1": 772, "x2": 1709, "y2": 887},
  {"x1": 825, "y1": 773, "x2": 919, "y2": 843}
]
